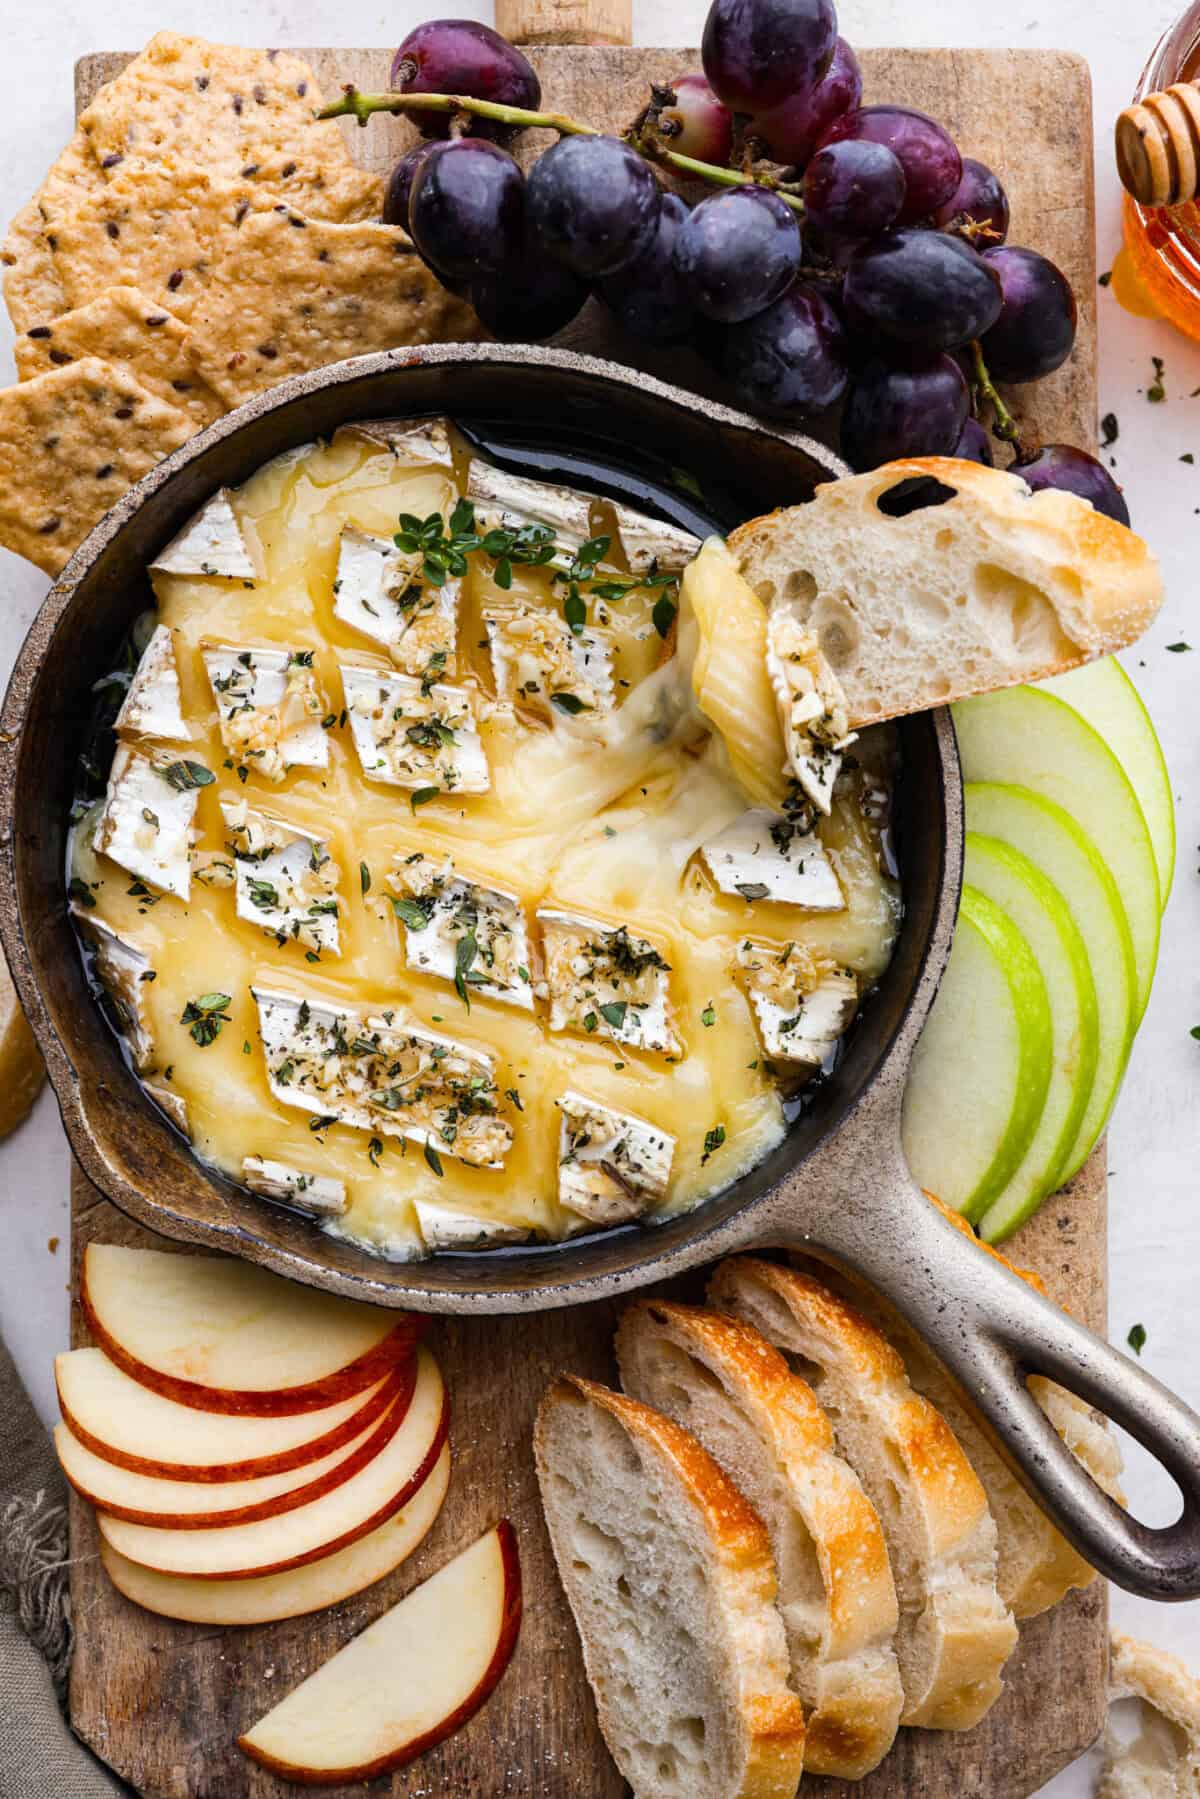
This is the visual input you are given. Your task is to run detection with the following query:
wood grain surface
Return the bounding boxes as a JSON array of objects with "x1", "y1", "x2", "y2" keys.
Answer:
[{"x1": 67, "y1": 43, "x2": 1107, "y2": 1799}]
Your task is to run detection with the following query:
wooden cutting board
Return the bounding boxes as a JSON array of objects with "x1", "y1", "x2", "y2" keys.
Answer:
[{"x1": 67, "y1": 42, "x2": 1107, "y2": 1799}]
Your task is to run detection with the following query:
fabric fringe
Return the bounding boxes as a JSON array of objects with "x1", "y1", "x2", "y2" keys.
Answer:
[{"x1": 0, "y1": 1491, "x2": 73, "y2": 1703}]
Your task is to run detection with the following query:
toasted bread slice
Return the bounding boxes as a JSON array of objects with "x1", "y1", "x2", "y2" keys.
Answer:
[
  {"x1": 708, "y1": 1257, "x2": 1017, "y2": 1731},
  {"x1": 617, "y1": 1299, "x2": 903, "y2": 1779},
  {"x1": 534, "y1": 1375, "x2": 806, "y2": 1799},
  {"x1": 728, "y1": 457, "x2": 1163, "y2": 728},
  {"x1": 1101, "y1": 1634, "x2": 1200, "y2": 1797}
]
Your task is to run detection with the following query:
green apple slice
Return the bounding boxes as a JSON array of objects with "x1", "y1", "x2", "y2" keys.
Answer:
[
  {"x1": 965, "y1": 782, "x2": 1135, "y2": 1192},
  {"x1": 1039, "y1": 657, "x2": 1175, "y2": 911},
  {"x1": 953, "y1": 688, "x2": 1161, "y2": 1020},
  {"x1": 963, "y1": 833, "x2": 1098, "y2": 1240},
  {"x1": 902, "y1": 884, "x2": 1052, "y2": 1222}
]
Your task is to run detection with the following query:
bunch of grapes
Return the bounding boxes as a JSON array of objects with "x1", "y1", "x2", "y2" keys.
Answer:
[{"x1": 346, "y1": 5, "x2": 1125, "y2": 523}]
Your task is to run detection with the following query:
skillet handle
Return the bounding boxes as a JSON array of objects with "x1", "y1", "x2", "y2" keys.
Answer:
[{"x1": 778, "y1": 1150, "x2": 1200, "y2": 1600}]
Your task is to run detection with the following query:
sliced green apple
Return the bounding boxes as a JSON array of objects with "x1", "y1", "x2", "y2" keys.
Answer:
[
  {"x1": 963, "y1": 833, "x2": 1098, "y2": 1240},
  {"x1": 965, "y1": 782, "x2": 1135, "y2": 1190},
  {"x1": 1039, "y1": 657, "x2": 1175, "y2": 910},
  {"x1": 953, "y1": 688, "x2": 1161, "y2": 1020},
  {"x1": 902, "y1": 885, "x2": 1053, "y2": 1222}
]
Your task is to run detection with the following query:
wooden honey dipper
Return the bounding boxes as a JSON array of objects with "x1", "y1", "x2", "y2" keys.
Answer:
[{"x1": 1116, "y1": 81, "x2": 1200, "y2": 205}]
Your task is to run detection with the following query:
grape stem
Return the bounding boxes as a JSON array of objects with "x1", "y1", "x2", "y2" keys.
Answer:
[
  {"x1": 969, "y1": 340, "x2": 1020, "y2": 445},
  {"x1": 318, "y1": 86, "x2": 807, "y2": 215}
]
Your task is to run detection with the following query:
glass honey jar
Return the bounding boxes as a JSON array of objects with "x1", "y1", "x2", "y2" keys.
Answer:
[{"x1": 1121, "y1": 3, "x2": 1200, "y2": 336}]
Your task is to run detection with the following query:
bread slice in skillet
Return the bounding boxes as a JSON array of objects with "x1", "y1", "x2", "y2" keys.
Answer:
[
  {"x1": 708, "y1": 1257, "x2": 1017, "y2": 1731},
  {"x1": 533, "y1": 1375, "x2": 807, "y2": 1799},
  {"x1": 616, "y1": 1298, "x2": 904, "y2": 1780},
  {"x1": 727, "y1": 456, "x2": 1163, "y2": 729}
]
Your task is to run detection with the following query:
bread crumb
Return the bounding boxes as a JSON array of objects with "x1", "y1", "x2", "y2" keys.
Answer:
[{"x1": 47, "y1": 1236, "x2": 59, "y2": 1254}]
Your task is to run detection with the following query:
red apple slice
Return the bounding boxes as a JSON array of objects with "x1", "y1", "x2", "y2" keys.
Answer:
[
  {"x1": 56, "y1": 1361, "x2": 414, "y2": 1527},
  {"x1": 238, "y1": 1521, "x2": 522, "y2": 1782},
  {"x1": 56, "y1": 1348, "x2": 400, "y2": 1482},
  {"x1": 98, "y1": 1347, "x2": 447, "y2": 1579},
  {"x1": 99, "y1": 1444, "x2": 451, "y2": 1625},
  {"x1": 81, "y1": 1244, "x2": 423, "y2": 1416}
]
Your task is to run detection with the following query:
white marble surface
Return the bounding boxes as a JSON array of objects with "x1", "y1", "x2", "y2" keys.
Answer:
[{"x1": 1, "y1": 0, "x2": 1198, "y2": 1792}]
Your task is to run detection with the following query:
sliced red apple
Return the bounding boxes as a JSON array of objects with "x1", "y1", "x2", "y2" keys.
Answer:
[
  {"x1": 99, "y1": 1444, "x2": 451, "y2": 1626},
  {"x1": 56, "y1": 1361, "x2": 414, "y2": 1528},
  {"x1": 81, "y1": 1244, "x2": 423, "y2": 1416},
  {"x1": 56, "y1": 1349, "x2": 400, "y2": 1482},
  {"x1": 98, "y1": 1347, "x2": 447, "y2": 1579},
  {"x1": 238, "y1": 1521, "x2": 522, "y2": 1782}
]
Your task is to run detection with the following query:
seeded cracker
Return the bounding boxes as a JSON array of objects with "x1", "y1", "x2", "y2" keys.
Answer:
[
  {"x1": 1, "y1": 131, "x2": 107, "y2": 332},
  {"x1": 45, "y1": 167, "x2": 266, "y2": 321},
  {"x1": 0, "y1": 357, "x2": 193, "y2": 575},
  {"x1": 77, "y1": 33, "x2": 382, "y2": 223},
  {"x1": 16, "y1": 287, "x2": 225, "y2": 430},
  {"x1": 185, "y1": 211, "x2": 484, "y2": 408}
]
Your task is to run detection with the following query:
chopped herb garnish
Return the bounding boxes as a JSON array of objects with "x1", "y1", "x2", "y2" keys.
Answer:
[
  {"x1": 1167, "y1": 642, "x2": 1191, "y2": 652},
  {"x1": 1100, "y1": 412, "x2": 1119, "y2": 448},
  {"x1": 368, "y1": 1136, "x2": 384, "y2": 1166},
  {"x1": 1183, "y1": 453, "x2": 1195, "y2": 464},
  {"x1": 1127, "y1": 1322, "x2": 1147, "y2": 1355},
  {"x1": 360, "y1": 861, "x2": 371, "y2": 894},
  {"x1": 652, "y1": 594, "x2": 677, "y2": 639},
  {"x1": 410, "y1": 786, "x2": 440, "y2": 811},
  {"x1": 68, "y1": 877, "x2": 97, "y2": 909},
  {"x1": 161, "y1": 758, "x2": 214, "y2": 792},
  {"x1": 505, "y1": 1087, "x2": 525, "y2": 1111},
  {"x1": 551, "y1": 691, "x2": 591, "y2": 715},
  {"x1": 583, "y1": 1011, "x2": 599, "y2": 1032},
  {"x1": 246, "y1": 877, "x2": 278, "y2": 910},
  {"x1": 701, "y1": 1002, "x2": 716, "y2": 1027},
  {"x1": 563, "y1": 588, "x2": 587, "y2": 635},
  {"x1": 454, "y1": 927, "x2": 479, "y2": 1009},
  {"x1": 598, "y1": 1000, "x2": 627, "y2": 1030},
  {"x1": 392, "y1": 896, "x2": 432, "y2": 930},
  {"x1": 423, "y1": 1141, "x2": 444, "y2": 1178},
  {"x1": 180, "y1": 991, "x2": 231, "y2": 1047},
  {"x1": 702, "y1": 1124, "x2": 726, "y2": 1163}
]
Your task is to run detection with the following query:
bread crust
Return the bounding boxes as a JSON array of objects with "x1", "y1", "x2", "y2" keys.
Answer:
[
  {"x1": 1101, "y1": 1633, "x2": 1200, "y2": 1797},
  {"x1": 617, "y1": 1299, "x2": 903, "y2": 1779},
  {"x1": 534, "y1": 1376, "x2": 807, "y2": 1799},
  {"x1": 728, "y1": 456, "x2": 1163, "y2": 727}
]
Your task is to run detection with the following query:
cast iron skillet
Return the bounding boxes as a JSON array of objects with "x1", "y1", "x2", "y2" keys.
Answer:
[{"x1": 3, "y1": 343, "x2": 1200, "y2": 1600}]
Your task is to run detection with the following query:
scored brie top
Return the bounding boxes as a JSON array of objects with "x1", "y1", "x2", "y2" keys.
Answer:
[
  {"x1": 737, "y1": 940, "x2": 858, "y2": 1067},
  {"x1": 700, "y1": 806, "x2": 844, "y2": 911},
  {"x1": 484, "y1": 602, "x2": 614, "y2": 722},
  {"x1": 150, "y1": 489, "x2": 262, "y2": 581},
  {"x1": 556, "y1": 1090, "x2": 675, "y2": 1227},
  {"x1": 202, "y1": 643, "x2": 329, "y2": 782},
  {"x1": 347, "y1": 417, "x2": 455, "y2": 470},
  {"x1": 388, "y1": 853, "x2": 533, "y2": 1010},
  {"x1": 222, "y1": 801, "x2": 341, "y2": 957},
  {"x1": 114, "y1": 625, "x2": 190, "y2": 742},
  {"x1": 340, "y1": 663, "x2": 489, "y2": 794},
  {"x1": 333, "y1": 526, "x2": 459, "y2": 678},
  {"x1": 93, "y1": 743, "x2": 205, "y2": 899},
  {"x1": 538, "y1": 908, "x2": 681, "y2": 1057},
  {"x1": 241, "y1": 1156, "x2": 348, "y2": 1218},
  {"x1": 765, "y1": 611, "x2": 858, "y2": 815},
  {"x1": 466, "y1": 459, "x2": 701, "y2": 576}
]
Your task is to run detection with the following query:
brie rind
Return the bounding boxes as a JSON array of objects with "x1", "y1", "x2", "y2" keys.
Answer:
[
  {"x1": 388, "y1": 855, "x2": 533, "y2": 1010},
  {"x1": 340, "y1": 664, "x2": 488, "y2": 794},
  {"x1": 75, "y1": 913, "x2": 156, "y2": 1071},
  {"x1": 350, "y1": 417, "x2": 454, "y2": 469},
  {"x1": 144, "y1": 1080, "x2": 190, "y2": 1137},
  {"x1": 556, "y1": 1090, "x2": 674, "y2": 1227},
  {"x1": 700, "y1": 808, "x2": 844, "y2": 911},
  {"x1": 737, "y1": 942, "x2": 857, "y2": 1066},
  {"x1": 765, "y1": 611, "x2": 858, "y2": 815},
  {"x1": 413, "y1": 1200, "x2": 528, "y2": 1250},
  {"x1": 537, "y1": 908, "x2": 680, "y2": 1057},
  {"x1": 150, "y1": 490, "x2": 262, "y2": 580},
  {"x1": 242, "y1": 1156, "x2": 348, "y2": 1218},
  {"x1": 466, "y1": 460, "x2": 701, "y2": 576},
  {"x1": 202, "y1": 643, "x2": 328, "y2": 782},
  {"x1": 114, "y1": 625, "x2": 190, "y2": 742},
  {"x1": 484, "y1": 603, "x2": 614, "y2": 721},
  {"x1": 333, "y1": 527, "x2": 459, "y2": 677},
  {"x1": 222, "y1": 802, "x2": 340, "y2": 956},
  {"x1": 251, "y1": 986, "x2": 512, "y2": 1167},
  {"x1": 93, "y1": 743, "x2": 202, "y2": 899}
]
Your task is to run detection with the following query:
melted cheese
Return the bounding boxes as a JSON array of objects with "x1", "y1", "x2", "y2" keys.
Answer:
[{"x1": 73, "y1": 432, "x2": 900, "y2": 1259}]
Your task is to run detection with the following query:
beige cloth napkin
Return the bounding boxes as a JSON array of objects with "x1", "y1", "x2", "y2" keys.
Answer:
[{"x1": 0, "y1": 1328, "x2": 128, "y2": 1796}]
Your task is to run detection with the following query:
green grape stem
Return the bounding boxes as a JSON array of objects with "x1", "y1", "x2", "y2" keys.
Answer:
[
  {"x1": 318, "y1": 86, "x2": 807, "y2": 216},
  {"x1": 969, "y1": 340, "x2": 1020, "y2": 445}
]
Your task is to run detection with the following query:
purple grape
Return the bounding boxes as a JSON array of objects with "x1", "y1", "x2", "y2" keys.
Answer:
[
  {"x1": 804, "y1": 140, "x2": 906, "y2": 238},
  {"x1": 675, "y1": 186, "x2": 801, "y2": 324},
  {"x1": 953, "y1": 416, "x2": 995, "y2": 466},
  {"x1": 528, "y1": 135, "x2": 662, "y2": 280},
  {"x1": 819, "y1": 105, "x2": 962, "y2": 223},
  {"x1": 408, "y1": 138, "x2": 524, "y2": 279},
  {"x1": 596, "y1": 192, "x2": 693, "y2": 345},
  {"x1": 700, "y1": 279, "x2": 848, "y2": 420},
  {"x1": 390, "y1": 20, "x2": 540, "y2": 140},
  {"x1": 749, "y1": 37, "x2": 861, "y2": 167},
  {"x1": 658, "y1": 73, "x2": 733, "y2": 163},
  {"x1": 980, "y1": 247, "x2": 1077, "y2": 383},
  {"x1": 841, "y1": 353, "x2": 970, "y2": 470},
  {"x1": 469, "y1": 229, "x2": 589, "y2": 340},
  {"x1": 1012, "y1": 445, "x2": 1130, "y2": 526},
  {"x1": 382, "y1": 141, "x2": 439, "y2": 228},
  {"x1": 843, "y1": 229, "x2": 1002, "y2": 352},
  {"x1": 931, "y1": 157, "x2": 1010, "y2": 248},
  {"x1": 702, "y1": 0, "x2": 838, "y2": 114}
]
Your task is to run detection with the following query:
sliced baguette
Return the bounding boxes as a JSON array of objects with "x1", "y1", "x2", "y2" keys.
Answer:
[
  {"x1": 708, "y1": 1257, "x2": 1017, "y2": 1731},
  {"x1": 617, "y1": 1300, "x2": 903, "y2": 1780},
  {"x1": 534, "y1": 1375, "x2": 807, "y2": 1799},
  {"x1": 1101, "y1": 1633, "x2": 1200, "y2": 1797},
  {"x1": 728, "y1": 457, "x2": 1163, "y2": 728}
]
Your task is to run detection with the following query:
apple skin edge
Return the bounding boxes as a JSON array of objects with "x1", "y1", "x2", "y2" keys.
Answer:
[
  {"x1": 58, "y1": 1360, "x2": 418, "y2": 1530},
  {"x1": 54, "y1": 1362, "x2": 406, "y2": 1484},
  {"x1": 236, "y1": 1520, "x2": 524, "y2": 1784},
  {"x1": 80, "y1": 1256, "x2": 427, "y2": 1417}
]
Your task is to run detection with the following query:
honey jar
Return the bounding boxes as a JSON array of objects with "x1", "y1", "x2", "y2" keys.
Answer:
[{"x1": 1121, "y1": 4, "x2": 1200, "y2": 336}]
